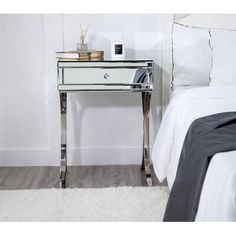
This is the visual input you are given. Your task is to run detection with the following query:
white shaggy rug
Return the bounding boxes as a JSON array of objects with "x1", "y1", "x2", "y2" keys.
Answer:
[{"x1": 0, "y1": 186, "x2": 169, "y2": 221}]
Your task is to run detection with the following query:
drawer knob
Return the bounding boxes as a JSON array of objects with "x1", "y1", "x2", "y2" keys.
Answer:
[{"x1": 104, "y1": 73, "x2": 109, "y2": 79}]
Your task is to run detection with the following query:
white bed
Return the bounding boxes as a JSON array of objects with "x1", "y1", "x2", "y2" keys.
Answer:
[{"x1": 152, "y1": 86, "x2": 236, "y2": 221}]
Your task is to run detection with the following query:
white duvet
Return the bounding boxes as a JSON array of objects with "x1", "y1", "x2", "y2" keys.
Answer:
[{"x1": 151, "y1": 86, "x2": 236, "y2": 221}]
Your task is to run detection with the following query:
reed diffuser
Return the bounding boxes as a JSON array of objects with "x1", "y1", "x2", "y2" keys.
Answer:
[{"x1": 77, "y1": 22, "x2": 90, "y2": 51}]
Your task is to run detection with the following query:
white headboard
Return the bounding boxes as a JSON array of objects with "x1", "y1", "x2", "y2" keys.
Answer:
[{"x1": 161, "y1": 14, "x2": 236, "y2": 115}]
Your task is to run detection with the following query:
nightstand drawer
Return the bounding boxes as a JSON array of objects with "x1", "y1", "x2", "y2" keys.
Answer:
[
  {"x1": 63, "y1": 68, "x2": 139, "y2": 85},
  {"x1": 57, "y1": 60, "x2": 153, "y2": 91}
]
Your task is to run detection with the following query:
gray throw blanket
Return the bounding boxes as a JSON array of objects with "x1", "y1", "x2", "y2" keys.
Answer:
[{"x1": 163, "y1": 112, "x2": 236, "y2": 221}]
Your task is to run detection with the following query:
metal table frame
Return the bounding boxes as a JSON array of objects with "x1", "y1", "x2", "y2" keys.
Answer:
[{"x1": 57, "y1": 60, "x2": 154, "y2": 188}]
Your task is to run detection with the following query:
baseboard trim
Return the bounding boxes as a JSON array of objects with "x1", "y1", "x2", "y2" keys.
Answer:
[
  {"x1": 0, "y1": 148, "x2": 59, "y2": 166},
  {"x1": 68, "y1": 147, "x2": 143, "y2": 166},
  {"x1": 0, "y1": 147, "x2": 144, "y2": 166}
]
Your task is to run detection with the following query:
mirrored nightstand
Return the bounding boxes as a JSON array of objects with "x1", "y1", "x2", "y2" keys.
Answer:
[{"x1": 57, "y1": 59, "x2": 154, "y2": 188}]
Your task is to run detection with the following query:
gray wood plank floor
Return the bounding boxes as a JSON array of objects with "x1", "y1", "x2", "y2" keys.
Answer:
[{"x1": 0, "y1": 165, "x2": 166, "y2": 190}]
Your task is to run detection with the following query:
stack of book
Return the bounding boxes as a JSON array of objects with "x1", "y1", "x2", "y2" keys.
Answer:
[{"x1": 56, "y1": 50, "x2": 104, "y2": 61}]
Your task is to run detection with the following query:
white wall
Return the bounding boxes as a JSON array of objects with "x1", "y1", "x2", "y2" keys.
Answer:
[{"x1": 0, "y1": 14, "x2": 164, "y2": 166}]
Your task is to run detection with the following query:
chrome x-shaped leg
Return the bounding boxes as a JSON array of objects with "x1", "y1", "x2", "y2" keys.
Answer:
[
  {"x1": 59, "y1": 92, "x2": 67, "y2": 188},
  {"x1": 59, "y1": 91, "x2": 152, "y2": 188},
  {"x1": 141, "y1": 91, "x2": 152, "y2": 187}
]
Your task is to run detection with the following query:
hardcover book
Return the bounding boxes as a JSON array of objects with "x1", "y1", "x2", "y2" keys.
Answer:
[{"x1": 56, "y1": 50, "x2": 104, "y2": 61}]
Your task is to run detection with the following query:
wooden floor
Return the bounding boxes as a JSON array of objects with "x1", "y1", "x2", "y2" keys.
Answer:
[{"x1": 0, "y1": 165, "x2": 166, "y2": 190}]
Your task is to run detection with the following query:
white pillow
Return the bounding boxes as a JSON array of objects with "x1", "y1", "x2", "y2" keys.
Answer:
[
  {"x1": 210, "y1": 29, "x2": 236, "y2": 86},
  {"x1": 176, "y1": 14, "x2": 236, "y2": 31},
  {"x1": 172, "y1": 23, "x2": 212, "y2": 89}
]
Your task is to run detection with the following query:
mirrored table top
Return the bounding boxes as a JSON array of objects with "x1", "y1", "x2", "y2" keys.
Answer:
[{"x1": 58, "y1": 58, "x2": 154, "y2": 63}]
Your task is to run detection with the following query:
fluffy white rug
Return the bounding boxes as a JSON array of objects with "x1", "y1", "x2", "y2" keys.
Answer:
[{"x1": 0, "y1": 186, "x2": 169, "y2": 221}]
